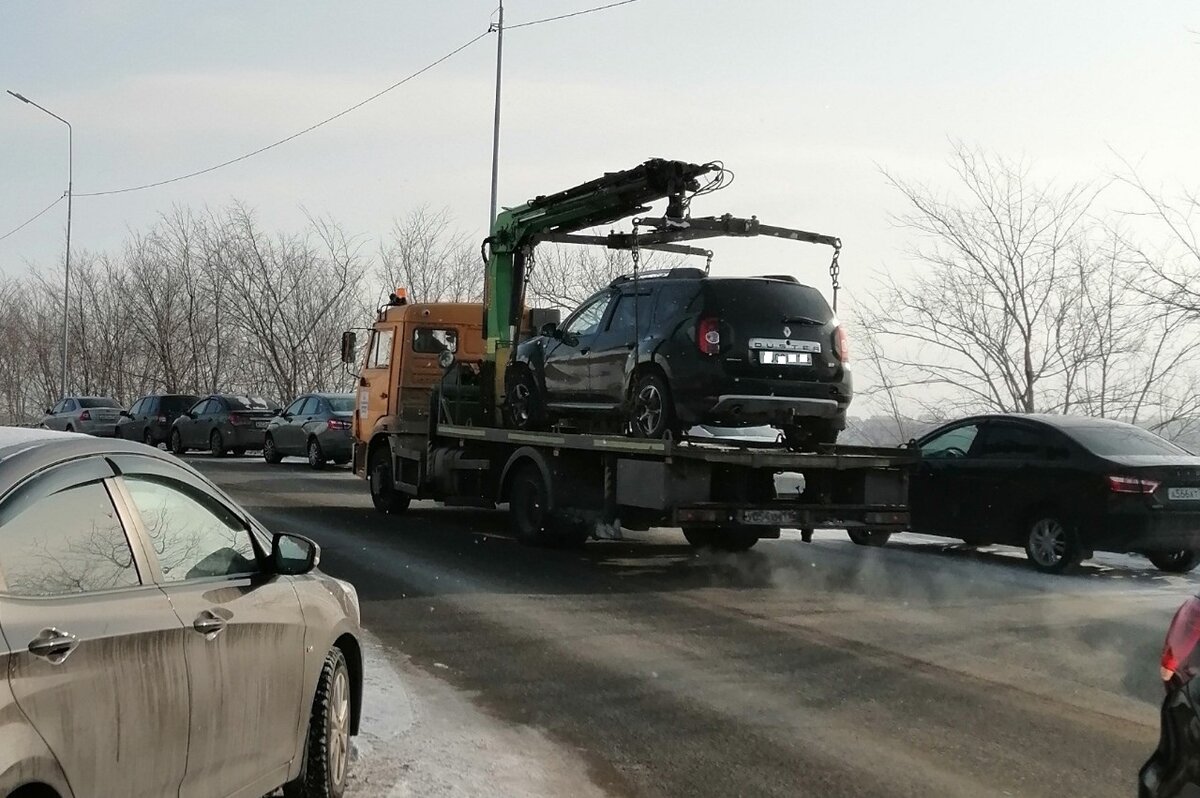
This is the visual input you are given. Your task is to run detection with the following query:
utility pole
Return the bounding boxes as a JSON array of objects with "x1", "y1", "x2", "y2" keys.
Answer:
[
  {"x1": 8, "y1": 90, "x2": 72, "y2": 399},
  {"x1": 488, "y1": 0, "x2": 504, "y2": 228}
]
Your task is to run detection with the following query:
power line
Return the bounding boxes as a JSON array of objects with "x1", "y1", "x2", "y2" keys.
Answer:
[
  {"x1": 507, "y1": 0, "x2": 642, "y2": 29},
  {"x1": 77, "y1": 29, "x2": 492, "y2": 197},
  {"x1": 0, "y1": 193, "x2": 65, "y2": 243}
]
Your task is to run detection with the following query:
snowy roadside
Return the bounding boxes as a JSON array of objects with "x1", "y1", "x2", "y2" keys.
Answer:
[{"x1": 344, "y1": 632, "x2": 612, "y2": 798}]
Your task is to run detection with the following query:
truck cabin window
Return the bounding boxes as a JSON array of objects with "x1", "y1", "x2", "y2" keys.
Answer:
[{"x1": 412, "y1": 328, "x2": 458, "y2": 354}]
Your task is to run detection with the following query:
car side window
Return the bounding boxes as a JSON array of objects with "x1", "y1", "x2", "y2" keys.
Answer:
[
  {"x1": 920, "y1": 424, "x2": 980, "y2": 459},
  {"x1": 299, "y1": 397, "x2": 320, "y2": 416},
  {"x1": 130, "y1": 398, "x2": 145, "y2": 416},
  {"x1": 187, "y1": 399, "x2": 207, "y2": 416},
  {"x1": 653, "y1": 284, "x2": 696, "y2": 324},
  {"x1": 63, "y1": 399, "x2": 76, "y2": 412},
  {"x1": 0, "y1": 480, "x2": 141, "y2": 596},
  {"x1": 123, "y1": 475, "x2": 259, "y2": 581},
  {"x1": 563, "y1": 293, "x2": 613, "y2": 337},
  {"x1": 368, "y1": 328, "x2": 394, "y2": 368},
  {"x1": 976, "y1": 423, "x2": 1045, "y2": 459},
  {"x1": 284, "y1": 397, "x2": 307, "y2": 416},
  {"x1": 607, "y1": 292, "x2": 653, "y2": 336}
]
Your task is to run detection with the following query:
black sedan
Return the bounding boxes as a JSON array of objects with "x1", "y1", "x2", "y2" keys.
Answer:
[{"x1": 908, "y1": 414, "x2": 1200, "y2": 573}]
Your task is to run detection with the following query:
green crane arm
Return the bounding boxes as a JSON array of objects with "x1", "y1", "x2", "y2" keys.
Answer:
[{"x1": 482, "y1": 158, "x2": 717, "y2": 361}]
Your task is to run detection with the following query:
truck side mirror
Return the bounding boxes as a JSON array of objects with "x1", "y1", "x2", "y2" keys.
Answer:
[
  {"x1": 540, "y1": 321, "x2": 559, "y2": 338},
  {"x1": 340, "y1": 330, "x2": 357, "y2": 364}
]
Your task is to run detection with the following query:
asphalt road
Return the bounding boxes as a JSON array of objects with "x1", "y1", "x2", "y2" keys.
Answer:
[{"x1": 192, "y1": 455, "x2": 1195, "y2": 798}]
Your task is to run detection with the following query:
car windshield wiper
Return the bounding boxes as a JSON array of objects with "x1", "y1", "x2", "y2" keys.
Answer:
[{"x1": 782, "y1": 315, "x2": 825, "y2": 326}]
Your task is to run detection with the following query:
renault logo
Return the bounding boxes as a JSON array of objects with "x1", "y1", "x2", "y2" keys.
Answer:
[{"x1": 783, "y1": 326, "x2": 792, "y2": 338}]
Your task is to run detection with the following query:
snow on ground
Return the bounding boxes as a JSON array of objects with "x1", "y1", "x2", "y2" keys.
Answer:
[{"x1": 345, "y1": 632, "x2": 611, "y2": 798}]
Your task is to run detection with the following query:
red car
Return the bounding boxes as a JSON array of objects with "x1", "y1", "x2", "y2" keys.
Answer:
[{"x1": 1141, "y1": 595, "x2": 1200, "y2": 796}]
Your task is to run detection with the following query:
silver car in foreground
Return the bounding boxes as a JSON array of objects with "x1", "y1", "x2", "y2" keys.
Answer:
[
  {"x1": 39, "y1": 396, "x2": 122, "y2": 436},
  {"x1": 0, "y1": 427, "x2": 362, "y2": 798}
]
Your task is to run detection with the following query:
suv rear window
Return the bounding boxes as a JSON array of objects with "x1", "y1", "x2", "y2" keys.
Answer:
[
  {"x1": 706, "y1": 280, "x2": 833, "y2": 325},
  {"x1": 79, "y1": 397, "x2": 120, "y2": 408}
]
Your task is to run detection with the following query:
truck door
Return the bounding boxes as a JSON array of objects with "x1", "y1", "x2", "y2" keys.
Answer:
[{"x1": 355, "y1": 325, "x2": 397, "y2": 439}]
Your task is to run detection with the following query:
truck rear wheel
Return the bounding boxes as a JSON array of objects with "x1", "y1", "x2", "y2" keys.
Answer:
[
  {"x1": 683, "y1": 527, "x2": 759, "y2": 552},
  {"x1": 508, "y1": 464, "x2": 588, "y2": 548},
  {"x1": 369, "y1": 446, "x2": 410, "y2": 514}
]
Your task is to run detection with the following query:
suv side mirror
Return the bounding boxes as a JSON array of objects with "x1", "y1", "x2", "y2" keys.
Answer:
[
  {"x1": 44, "y1": 408, "x2": 51, "y2": 415},
  {"x1": 340, "y1": 330, "x2": 357, "y2": 364},
  {"x1": 539, "y1": 321, "x2": 559, "y2": 338},
  {"x1": 271, "y1": 532, "x2": 320, "y2": 575}
]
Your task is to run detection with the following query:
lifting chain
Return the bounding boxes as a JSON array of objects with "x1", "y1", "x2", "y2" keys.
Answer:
[
  {"x1": 829, "y1": 238, "x2": 842, "y2": 312},
  {"x1": 630, "y1": 224, "x2": 641, "y2": 274},
  {"x1": 704, "y1": 251, "x2": 713, "y2": 274}
]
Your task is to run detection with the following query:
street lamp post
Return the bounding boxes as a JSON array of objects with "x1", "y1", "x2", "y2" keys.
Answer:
[{"x1": 8, "y1": 89, "x2": 72, "y2": 401}]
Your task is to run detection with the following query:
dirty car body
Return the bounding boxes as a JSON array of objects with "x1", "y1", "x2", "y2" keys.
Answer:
[
  {"x1": 40, "y1": 396, "x2": 122, "y2": 437},
  {"x1": 0, "y1": 427, "x2": 362, "y2": 798}
]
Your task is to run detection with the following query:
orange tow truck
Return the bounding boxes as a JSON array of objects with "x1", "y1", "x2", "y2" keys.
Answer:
[{"x1": 344, "y1": 159, "x2": 913, "y2": 549}]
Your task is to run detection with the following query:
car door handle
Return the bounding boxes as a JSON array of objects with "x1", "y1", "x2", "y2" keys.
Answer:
[
  {"x1": 625, "y1": 342, "x2": 635, "y2": 350},
  {"x1": 192, "y1": 610, "x2": 227, "y2": 637},
  {"x1": 580, "y1": 347, "x2": 590, "y2": 355},
  {"x1": 28, "y1": 628, "x2": 78, "y2": 663}
]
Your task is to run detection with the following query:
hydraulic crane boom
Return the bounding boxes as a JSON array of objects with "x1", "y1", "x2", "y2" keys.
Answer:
[{"x1": 482, "y1": 159, "x2": 717, "y2": 371}]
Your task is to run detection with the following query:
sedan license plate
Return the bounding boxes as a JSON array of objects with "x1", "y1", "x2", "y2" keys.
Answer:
[
  {"x1": 759, "y1": 351, "x2": 811, "y2": 366},
  {"x1": 255, "y1": 420, "x2": 269, "y2": 429},
  {"x1": 1169, "y1": 487, "x2": 1200, "y2": 501}
]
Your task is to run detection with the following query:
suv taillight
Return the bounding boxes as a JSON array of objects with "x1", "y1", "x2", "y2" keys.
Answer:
[
  {"x1": 327, "y1": 418, "x2": 350, "y2": 431},
  {"x1": 834, "y1": 325, "x2": 850, "y2": 363},
  {"x1": 1107, "y1": 475, "x2": 1160, "y2": 494},
  {"x1": 1163, "y1": 596, "x2": 1200, "y2": 688},
  {"x1": 697, "y1": 317, "x2": 721, "y2": 356},
  {"x1": 228, "y1": 413, "x2": 244, "y2": 426},
  {"x1": 78, "y1": 410, "x2": 91, "y2": 421}
]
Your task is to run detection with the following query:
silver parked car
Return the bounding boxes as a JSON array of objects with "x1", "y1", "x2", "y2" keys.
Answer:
[
  {"x1": 264, "y1": 393, "x2": 355, "y2": 469},
  {"x1": 39, "y1": 396, "x2": 122, "y2": 436},
  {"x1": 0, "y1": 427, "x2": 362, "y2": 798}
]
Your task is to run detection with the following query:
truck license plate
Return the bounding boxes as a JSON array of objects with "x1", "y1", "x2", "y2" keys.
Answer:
[
  {"x1": 1169, "y1": 487, "x2": 1200, "y2": 501},
  {"x1": 740, "y1": 509, "x2": 800, "y2": 525},
  {"x1": 759, "y1": 351, "x2": 812, "y2": 366}
]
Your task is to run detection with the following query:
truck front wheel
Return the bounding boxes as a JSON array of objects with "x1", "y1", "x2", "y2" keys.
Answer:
[{"x1": 370, "y1": 446, "x2": 410, "y2": 514}]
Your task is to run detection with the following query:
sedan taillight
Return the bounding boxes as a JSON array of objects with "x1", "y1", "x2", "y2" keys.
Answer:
[
  {"x1": 156, "y1": 415, "x2": 168, "y2": 423},
  {"x1": 327, "y1": 418, "x2": 350, "y2": 431},
  {"x1": 697, "y1": 317, "x2": 721, "y2": 356},
  {"x1": 1163, "y1": 596, "x2": 1200, "y2": 688},
  {"x1": 228, "y1": 413, "x2": 245, "y2": 426},
  {"x1": 1107, "y1": 475, "x2": 1160, "y2": 494},
  {"x1": 78, "y1": 410, "x2": 91, "y2": 421}
]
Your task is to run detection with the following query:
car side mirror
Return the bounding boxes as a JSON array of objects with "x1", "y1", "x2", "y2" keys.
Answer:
[
  {"x1": 185, "y1": 411, "x2": 196, "y2": 419},
  {"x1": 562, "y1": 331, "x2": 580, "y2": 347},
  {"x1": 119, "y1": 410, "x2": 130, "y2": 417},
  {"x1": 540, "y1": 321, "x2": 559, "y2": 338},
  {"x1": 273, "y1": 408, "x2": 282, "y2": 416},
  {"x1": 44, "y1": 408, "x2": 51, "y2": 415},
  {"x1": 340, "y1": 330, "x2": 357, "y2": 364},
  {"x1": 271, "y1": 532, "x2": 320, "y2": 575}
]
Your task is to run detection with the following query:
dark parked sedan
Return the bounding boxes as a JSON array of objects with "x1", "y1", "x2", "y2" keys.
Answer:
[
  {"x1": 170, "y1": 394, "x2": 278, "y2": 457},
  {"x1": 906, "y1": 413, "x2": 1200, "y2": 573},
  {"x1": 264, "y1": 392, "x2": 355, "y2": 469},
  {"x1": 0, "y1": 427, "x2": 362, "y2": 798},
  {"x1": 115, "y1": 393, "x2": 200, "y2": 446}
]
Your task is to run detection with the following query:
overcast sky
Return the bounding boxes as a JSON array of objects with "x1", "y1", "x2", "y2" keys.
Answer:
[{"x1": 3, "y1": 1, "x2": 1198, "y2": 308}]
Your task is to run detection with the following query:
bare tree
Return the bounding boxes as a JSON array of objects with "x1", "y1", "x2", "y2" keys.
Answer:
[{"x1": 377, "y1": 207, "x2": 481, "y2": 304}]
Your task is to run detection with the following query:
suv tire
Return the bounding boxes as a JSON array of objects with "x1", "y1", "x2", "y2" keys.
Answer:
[
  {"x1": 629, "y1": 371, "x2": 676, "y2": 439},
  {"x1": 283, "y1": 647, "x2": 352, "y2": 798},
  {"x1": 505, "y1": 368, "x2": 545, "y2": 430}
]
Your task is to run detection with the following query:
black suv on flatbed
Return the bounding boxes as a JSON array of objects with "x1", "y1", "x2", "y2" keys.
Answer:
[{"x1": 507, "y1": 268, "x2": 852, "y2": 446}]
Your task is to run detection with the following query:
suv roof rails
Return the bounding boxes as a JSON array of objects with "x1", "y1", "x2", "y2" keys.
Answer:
[{"x1": 609, "y1": 266, "x2": 707, "y2": 287}]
